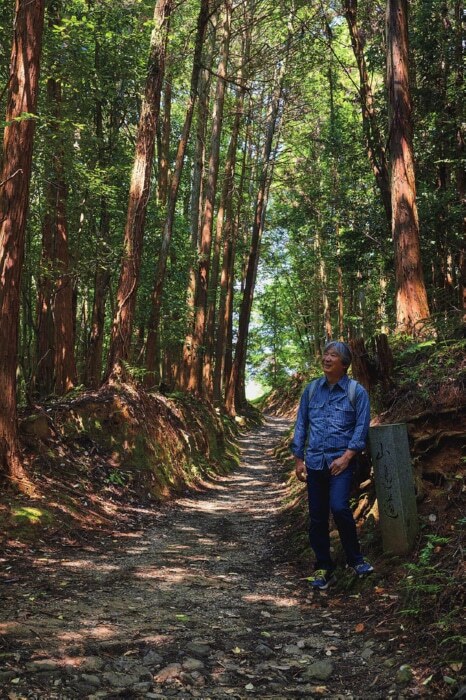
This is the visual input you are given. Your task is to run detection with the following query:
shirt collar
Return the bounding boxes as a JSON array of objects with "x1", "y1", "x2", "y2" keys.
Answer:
[{"x1": 324, "y1": 373, "x2": 349, "y2": 390}]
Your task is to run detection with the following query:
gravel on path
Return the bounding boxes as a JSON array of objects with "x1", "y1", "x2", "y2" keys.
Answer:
[{"x1": 0, "y1": 416, "x2": 408, "y2": 699}]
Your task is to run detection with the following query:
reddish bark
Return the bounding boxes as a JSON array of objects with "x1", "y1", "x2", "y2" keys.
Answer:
[
  {"x1": 144, "y1": 0, "x2": 210, "y2": 387},
  {"x1": 0, "y1": 0, "x2": 45, "y2": 483},
  {"x1": 180, "y1": 16, "x2": 217, "y2": 391},
  {"x1": 84, "y1": 206, "x2": 111, "y2": 388},
  {"x1": 386, "y1": 0, "x2": 430, "y2": 334},
  {"x1": 84, "y1": 31, "x2": 115, "y2": 388},
  {"x1": 106, "y1": 0, "x2": 172, "y2": 380},
  {"x1": 188, "y1": 0, "x2": 232, "y2": 395},
  {"x1": 344, "y1": 0, "x2": 391, "y2": 224},
  {"x1": 220, "y1": 113, "x2": 251, "y2": 402},
  {"x1": 35, "y1": 196, "x2": 55, "y2": 397},
  {"x1": 454, "y1": 2, "x2": 465, "y2": 318},
  {"x1": 225, "y1": 54, "x2": 287, "y2": 414},
  {"x1": 48, "y1": 76, "x2": 77, "y2": 395},
  {"x1": 158, "y1": 77, "x2": 172, "y2": 208},
  {"x1": 212, "y1": 85, "x2": 247, "y2": 403}
]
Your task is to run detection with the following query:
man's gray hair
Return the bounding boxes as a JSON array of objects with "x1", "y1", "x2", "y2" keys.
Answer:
[{"x1": 324, "y1": 341, "x2": 352, "y2": 368}]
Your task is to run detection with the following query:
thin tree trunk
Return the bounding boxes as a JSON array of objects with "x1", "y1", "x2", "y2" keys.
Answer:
[
  {"x1": 144, "y1": 0, "x2": 210, "y2": 386},
  {"x1": 225, "y1": 51, "x2": 287, "y2": 414},
  {"x1": 386, "y1": 0, "x2": 430, "y2": 334},
  {"x1": 41, "y1": 17, "x2": 78, "y2": 397},
  {"x1": 211, "y1": 16, "x2": 250, "y2": 404},
  {"x1": 454, "y1": 1, "x2": 465, "y2": 318},
  {"x1": 35, "y1": 189, "x2": 55, "y2": 397},
  {"x1": 378, "y1": 272, "x2": 389, "y2": 334},
  {"x1": 106, "y1": 0, "x2": 172, "y2": 380},
  {"x1": 222, "y1": 106, "x2": 252, "y2": 401},
  {"x1": 188, "y1": 0, "x2": 232, "y2": 395},
  {"x1": 212, "y1": 87, "x2": 247, "y2": 403},
  {"x1": 344, "y1": 0, "x2": 392, "y2": 225},
  {"x1": 84, "y1": 207, "x2": 111, "y2": 388},
  {"x1": 337, "y1": 241, "x2": 344, "y2": 340},
  {"x1": 53, "y1": 136, "x2": 77, "y2": 395},
  {"x1": 158, "y1": 75, "x2": 172, "y2": 208},
  {"x1": 179, "y1": 22, "x2": 216, "y2": 391},
  {"x1": 0, "y1": 0, "x2": 45, "y2": 484},
  {"x1": 315, "y1": 228, "x2": 333, "y2": 341}
]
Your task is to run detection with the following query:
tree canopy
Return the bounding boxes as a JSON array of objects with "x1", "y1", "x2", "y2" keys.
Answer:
[{"x1": 0, "y1": 0, "x2": 464, "y2": 477}]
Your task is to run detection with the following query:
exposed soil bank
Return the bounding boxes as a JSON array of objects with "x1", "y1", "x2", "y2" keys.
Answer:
[{"x1": 0, "y1": 416, "x2": 456, "y2": 699}]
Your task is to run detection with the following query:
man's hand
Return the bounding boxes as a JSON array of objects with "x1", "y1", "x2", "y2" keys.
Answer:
[
  {"x1": 295, "y1": 458, "x2": 307, "y2": 482},
  {"x1": 329, "y1": 449, "x2": 357, "y2": 476}
]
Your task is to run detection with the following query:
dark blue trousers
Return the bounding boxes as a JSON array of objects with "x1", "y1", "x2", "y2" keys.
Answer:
[{"x1": 306, "y1": 465, "x2": 363, "y2": 571}]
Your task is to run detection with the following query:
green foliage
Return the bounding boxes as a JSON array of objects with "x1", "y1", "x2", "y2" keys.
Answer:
[
  {"x1": 401, "y1": 567, "x2": 447, "y2": 616},
  {"x1": 105, "y1": 469, "x2": 126, "y2": 486},
  {"x1": 0, "y1": 0, "x2": 462, "y2": 404}
]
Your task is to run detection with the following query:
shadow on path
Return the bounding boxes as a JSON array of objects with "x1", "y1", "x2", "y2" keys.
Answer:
[{"x1": 0, "y1": 415, "x2": 401, "y2": 699}]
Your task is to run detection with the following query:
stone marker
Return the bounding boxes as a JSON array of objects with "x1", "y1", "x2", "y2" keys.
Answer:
[{"x1": 368, "y1": 423, "x2": 418, "y2": 553}]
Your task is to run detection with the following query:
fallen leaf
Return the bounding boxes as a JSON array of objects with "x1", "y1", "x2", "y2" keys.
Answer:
[
  {"x1": 443, "y1": 676, "x2": 456, "y2": 685},
  {"x1": 232, "y1": 646, "x2": 242, "y2": 654}
]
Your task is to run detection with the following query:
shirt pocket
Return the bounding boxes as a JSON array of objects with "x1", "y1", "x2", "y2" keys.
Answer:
[
  {"x1": 309, "y1": 401, "x2": 325, "y2": 419},
  {"x1": 332, "y1": 403, "x2": 354, "y2": 429}
]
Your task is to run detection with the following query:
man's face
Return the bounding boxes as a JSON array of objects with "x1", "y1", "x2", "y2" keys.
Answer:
[{"x1": 322, "y1": 348, "x2": 346, "y2": 379}]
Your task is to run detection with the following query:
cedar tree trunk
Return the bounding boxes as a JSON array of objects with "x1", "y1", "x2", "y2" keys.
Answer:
[
  {"x1": 0, "y1": 0, "x2": 45, "y2": 483},
  {"x1": 144, "y1": 0, "x2": 210, "y2": 386},
  {"x1": 188, "y1": 0, "x2": 232, "y2": 395},
  {"x1": 386, "y1": 0, "x2": 430, "y2": 334},
  {"x1": 225, "y1": 55, "x2": 287, "y2": 414},
  {"x1": 106, "y1": 0, "x2": 171, "y2": 379},
  {"x1": 344, "y1": 0, "x2": 392, "y2": 224}
]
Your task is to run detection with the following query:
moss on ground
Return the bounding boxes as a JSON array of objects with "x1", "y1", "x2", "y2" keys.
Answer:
[{"x1": 2, "y1": 382, "x2": 241, "y2": 545}]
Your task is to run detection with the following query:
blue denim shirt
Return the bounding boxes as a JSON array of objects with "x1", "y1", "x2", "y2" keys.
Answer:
[{"x1": 290, "y1": 375, "x2": 370, "y2": 470}]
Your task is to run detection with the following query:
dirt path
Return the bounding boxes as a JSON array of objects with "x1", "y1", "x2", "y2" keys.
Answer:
[{"x1": 1, "y1": 417, "x2": 410, "y2": 699}]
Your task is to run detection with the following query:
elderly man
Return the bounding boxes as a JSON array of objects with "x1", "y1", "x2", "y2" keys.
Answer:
[{"x1": 291, "y1": 341, "x2": 374, "y2": 590}]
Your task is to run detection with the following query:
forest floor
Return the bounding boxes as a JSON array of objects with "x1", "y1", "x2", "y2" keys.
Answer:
[{"x1": 1, "y1": 415, "x2": 462, "y2": 700}]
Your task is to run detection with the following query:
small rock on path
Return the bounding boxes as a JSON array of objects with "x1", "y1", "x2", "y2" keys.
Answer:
[{"x1": 1, "y1": 416, "x2": 408, "y2": 698}]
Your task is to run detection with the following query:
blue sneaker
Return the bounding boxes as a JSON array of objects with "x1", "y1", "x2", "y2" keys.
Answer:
[
  {"x1": 307, "y1": 569, "x2": 336, "y2": 590},
  {"x1": 351, "y1": 561, "x2": 374, "y2": 577}
]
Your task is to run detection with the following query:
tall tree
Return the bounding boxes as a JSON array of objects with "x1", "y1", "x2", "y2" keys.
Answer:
[
  {"x1": 455, "y1": 2, "x2": 465, "y2": 318},
  {"x1": 212, "y1": 51, "x2": 249, "y2": 403},
  {"x1": 188, "y1": 0, "x2": 232, "y2": 395},
  {"x1": 343, "y1": 0, "x2": 391, "y2": 224},
  {"x1": 386, "y1": 0, "x2": 430, "y2": 333},
  {"x1": 106, "y1": 0, "x2": 172, "y2": 379},
  {"x1": 83, "y1": 14, "x2": 117, "y2": 389},
  {"x1": 144, "y1": 0, "x2": 211, "y2": 386},
  {"x1": 48, "y1": 73, "x2": 78, "y2": 395},
  {"x1": 0, "y1": 0, "x2": 45, "y2": 483},
  {"x1": 179, "y1": 16, "x2": 217, "y2": 391},
  {"x1": 225, "y1": 48, "x2": 288, "y2": 414}
]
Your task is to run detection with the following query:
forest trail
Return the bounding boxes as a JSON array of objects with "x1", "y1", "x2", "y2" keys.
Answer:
[{"x1": 2, "y1": 417, "x2": 409, "y2": 699}]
